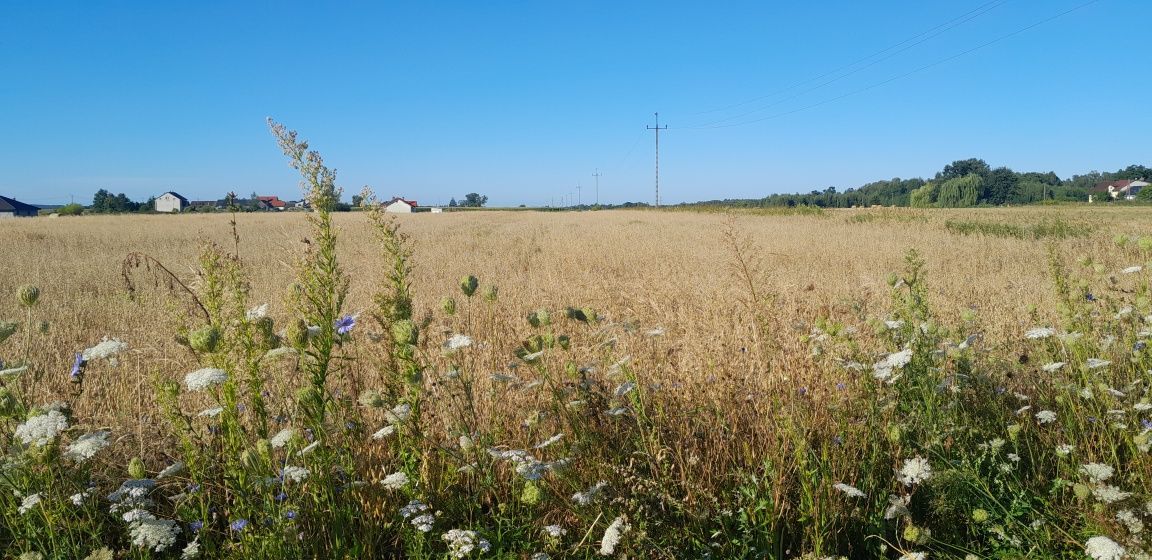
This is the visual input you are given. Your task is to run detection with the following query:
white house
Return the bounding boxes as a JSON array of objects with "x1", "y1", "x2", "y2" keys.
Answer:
[
  {"x1": 385, "y1": 198, "x2": 417, "y2": 213},
  {"x1": 155, "y1": 192, "x2": 189, "y2": 213}
]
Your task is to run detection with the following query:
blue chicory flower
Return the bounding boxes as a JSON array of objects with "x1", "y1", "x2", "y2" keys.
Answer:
[{"x1": 335, "y1": 314, "x2": 356, "y2": 335}]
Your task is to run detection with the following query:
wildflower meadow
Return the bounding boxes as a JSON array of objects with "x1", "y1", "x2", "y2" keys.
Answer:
[{"x1": 1, "y1": 123, "x2": 1151, "y2": 559}]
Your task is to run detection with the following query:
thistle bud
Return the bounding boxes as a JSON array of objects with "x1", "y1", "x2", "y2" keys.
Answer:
[
  {"x1": 391, "y1": 320, "x2": 419, "y2": 345},
  {"x1": 581, "y1": 308, "x2": 596, "y2": 323},
  {"x1": 527, "y1": 309, "x2": 550, "y2": 328},
  {"x1": 286, "y1": 320, "x2": 310, "y2": 348},
  {"x1": 358, "y1": 389, "x2": 386, "y2": 408},
  {"x1": 483, "y1": 285, "x2": 499, "y2": 302},
  {"x1": 1073, "y1": 483, "x2": 1091, "y2": 500},
  {"x1": 128, "y1": 457, "x2": 147, "y2": 479},
  {"x1": 0, "y1": 322, "x2": 18, "y2": 345},
  {"x1": 17, "y1": 285, "x2": 40, "y2": 308},
  {"x1": 971, "y1": 509, "x2": 989, "y2": 523},
  {"x1": 520, "y1": 481, "x2": 542, "y2": 506},
  {"x1": 0, "y1": 387, "x2": 16, "y2": 417},
  {"x1": 188, "y1": 325, "x2": 221, "y2": 353},
  {"x1": 460, "y1": 275, "x2": 479, "y2": 297},
  {"x1": 441, "y1": 297, "x2": 457, "y2": 316},
  {"x1": 255, "y1": 439, "x2": 273, "y2": 462}
]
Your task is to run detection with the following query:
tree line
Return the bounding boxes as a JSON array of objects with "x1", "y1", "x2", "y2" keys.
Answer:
[{"x1": 691, "y1": 159, "x2": 1150, "y2": 208}]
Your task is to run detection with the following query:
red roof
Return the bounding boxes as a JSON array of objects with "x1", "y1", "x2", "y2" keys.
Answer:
[
  {"x1": 1093, "y1": 180, "x2": 1133, "y2": 192},
  {"x1": 388, "y1": 197, "x2": 417, "y2": 207},
  {"x1": 256, "y1": 196, "x2": 286, "y2": 208}
]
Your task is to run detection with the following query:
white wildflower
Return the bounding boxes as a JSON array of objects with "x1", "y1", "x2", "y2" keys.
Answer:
[
  {"x1": 605, "y1": 407, "x2": 628, "y2": 416},
  {"x1": 1035, "y1": 410, "x2": 1057, "y2": 424},
  {"x1": 459, "y1": 435, "x2": 474, "y2": 450},
  {"x1": 1042, "y1": 362, "x2": 1066, "y2": 372},
  {"x1": 184, "y1": 368, "x2": 227, "y2": 392},
  {"x1": 1025, "y1": 327, "x2": 1056, "y2": 339},
  {"x1": 411, "y1": 513, "x2": 436, "y2": 532},
  {"x1": 884, "y1": 494, "x2": 910, "y2": 519},
  {"x1": 521, "y1": 350, "x2": 545, "y2": 362},
  {"x1": 531, "y1": 555, "x2": 551, "y2": 560},
  {"x1": 1135, "y1": 402, "x2": 1152, "y2": 412},
  {"x1": 599, "y1": 515, "x2": 630, "y2": 556},
  {"x1": 899, "y1": 456, "x2": 933, "y2": 486},
  {"x1": 270, "y1": 428, "x2": 295, "y2": 448},
  {"x1": 833, "y1": 483, "x2": 865, "y2": 498},
  {"x1": 899, "y1": 553, "x2": 927, "y2": 560},
  {"x1": 381, "y1": 471, "x2": 409, "y2": 490},
  {"x1": 386, "y1": 403, "x2": 412, "y2": 425},
  {"x1": 1117, "y1": 306, "x2": 1134, "y2": 319},
  {"x1": 1080, "y1": 463, "x2": 1115, "y2": 483},
  {"x1": 17, "y1": 493, "x2": 42, "y2": 514},
  {"x1": 614, "y1": 381, "x2": 636, "y2": 397},
  {"x1": 129, "y1": 517, "x2": 180, "y2": 552},
  {"x1": 372, "y1": 425, "x2": 396, "y2": 440},
  {"x1": 542, "y1": 524, "x2": 567, "y2": 538},
  {"x1": 1015, "y1": 405, "x2": 1032, "y2": 415},
  {"x1": 70, "y1": 491, "x2": 90, "y2": 505},
  {"x1": 1056, "y1": 444, "x2": 1074, "y2": 456},
  {"x1": 572, "y1": 481, "x2": 608, "y2": 505},
  {"x1": 298, "y1": 441, "x2": 320, "y2": 456},
  {"x1": 534, "y1": 433, "x2": 564, "y2": 449},
  {"x1": 181, "y1": 540, "x2": 201, "y2": 559},
  {"x1": 262, "y1": 347, "x2": 296, "y2": 360},
  {"x1": 15, "y1": 410, "x2": 69, "y2": 446},
  {"x1": 1085, "y1": 535, "x2": 1126, "y2": 560},
  {"x1": 445, "y1": 334, "x2": 473, "y2": 351},
  {"x1": 1086, "y1": 358, "x2": 1112, "y2": 369},
  {"x1": 246, "y1": 304, "x2": 268, "y2": 320},
  {"x1": 83, "y1": 337, "x2": 128, "y2": 361},
  {"x1": 1094, "y1": 485, "x2": 1132, "y2": 504},
  {"x1": 1122, "y1": 266, "x2": 1143, "y2": 274},
  {"x1": 197, "y1": 407, "x2": 223, "y2": 418},
  {"x1": 1007, "y1": 453, "x2": 1021, "y2": 463},
  {"x1": 884, "y1": 319, "x2": 904, "y2": 330},
  {"x1": 157, "y1": 462, "x2": 184, "y2": 479},
  {"x1": 1059, "y1": 331, "x2": 1084, "y2": 343},
  {"x1": 65, "y1": 431, "x2": 111, "y2": 462},
  {"x1": 442, "y1": 529, "x2": 491, "y2": 558},
  {"x1": 281, "y1": 465, "x2": 309, "y2": 483},
  {"x1": 1118, "y1": 509, "x2": 1144, "y2": 534}
]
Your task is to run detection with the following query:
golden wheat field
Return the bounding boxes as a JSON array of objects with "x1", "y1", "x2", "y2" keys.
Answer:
[{"x1": 0, "y1": 205, "x2": 1146, "y2": 453}]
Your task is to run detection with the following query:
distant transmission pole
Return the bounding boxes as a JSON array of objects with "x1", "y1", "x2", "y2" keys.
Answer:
[
  {"x1": 647, "y1": 112, "x2": 667, "y2": 207},
  {"x1": 592, "y1": 169, "x2": 601, "y2": 205},
  {"x1": 576, "y1": 183, "x2": 582, "y2": 206}
]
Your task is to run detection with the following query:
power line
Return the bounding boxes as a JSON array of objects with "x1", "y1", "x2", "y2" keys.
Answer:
[
  {"x1": 647, "y1": 112, "x2": 668, "y2": 207},
  {"x1": 686, "y1": 0, "x2": 1101, "y2": 130}
]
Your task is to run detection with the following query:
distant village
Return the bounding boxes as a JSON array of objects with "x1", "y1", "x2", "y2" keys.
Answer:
[{"x1": 0, "y1": 189, "x2": 479, "y2": 218}]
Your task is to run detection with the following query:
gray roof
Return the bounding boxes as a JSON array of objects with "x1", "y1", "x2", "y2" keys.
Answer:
[
  {"x1": 0, "y1": 195, "x2": 39, "y2": 213},
  {"x1": 161, "y1": 191, "x2": 189, "y2": 202}
]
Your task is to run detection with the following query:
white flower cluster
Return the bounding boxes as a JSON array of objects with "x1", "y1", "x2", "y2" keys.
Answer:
[
  {"x1": 64, "y1": 430, "x2": 110, "y2": 462},
  {"x1": 18, "y1": 493, "x2": 42, "y2": 515},
  {"x1": 1035, "y1": 410, "x2": 1057, "y2": 424},
  {"x1": 833, "y1": 483, "x2": 866, "y2": 498},
  {"x1": 157, "y1": 462, "x2": 184, "y2": 479},
  {"x1": 270, "y1": 428, "x2": 295, "y2": 448},
  {"x1": 542, "y1": 525, "x2": 567, "y2": 538},
  {"x1": 83, "y1": 337, "x2": 128, "y2": 361},
  {"x1": 181, "y1": 540, "x2": 201, "y2": 559},
  {"x1": 386, "y1": 403, "x2": 412, "y2": 425},
  {"x1": 1080, "y1": 463, "x2": 1115, "y2": 483},
  {"x1": 371, "y1": 425, "x2": 396, "y2": 440},
  {"x1": 381, "y1": 471, "x2": 409, "y2": 490},
  {"x1": 442, "y1": 529, "x2": 492, "y2": 558},
  {"x1": 872, "y1": 349, "x2": 913, "y2": 383},
  {"x1": 489, "y1": 448, "x2": 568, "y2": 481},
  {"x1": 1024, "y1": 327, "x2": 1055, "y2": 339},
  {"x1": 599, "y1": 515, "x2": 630, "y2": 556},
  {"x1": 399, "y1": 499, "x2": 436, "y2": 532},
  {"x1": 444, "y1": 334, "x2": 473, "y2": 351},
  {"x1": 15, "y1": 410, "x2": 69, "y2": 446},
  {"x1": 107, "y1": 479, "x2": 156, "y2": 513},
  {"x1": 899, "y1": 456, "x2": 933, "y2": 487},
  {"x1": 572, "y1": 481, "x2": 608, "y2": 505},
  {"x1": 281, "y1": 465, "x2": 309, "y2": 483},
  {"x1": 1118, "y1": 509, "x2": 1145, "y2": 534},
  {"x1": 126, "y1": 510, "x2": 179, "y2": 552},
  {"x1": 184, "y1": 368, "x2": 227, "y2": 392},
  {"x1": 1085, "y1": 536, "x2": 1126, "y2": 560}
]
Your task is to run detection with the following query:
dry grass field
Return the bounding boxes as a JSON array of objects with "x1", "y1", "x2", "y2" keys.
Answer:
[{"x1": 1, "y1": 204, "x2": 1151, "y2": 558}]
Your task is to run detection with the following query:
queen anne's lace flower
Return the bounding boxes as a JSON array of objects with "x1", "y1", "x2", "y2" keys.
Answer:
[
  {"x1": 599, "y1": 515, "x2": 630, "y2": 556},
  {"x1": 1093, "y1": 485, "x2": 1132, "y2": 504},
  {"x1": 1080, "y1": 463, "x2": 1115, "y2": 483},
  {"x1": 15, "y1": 410, "x2": 69, "y2": 446},
  {"x1": 1024, "y1": 327, "x2": 1055, "y2": 339},
  {"x1": 381, "y1": 471, "x2": 409, "y2": 490},
  {"x1": 1035, "y1": 410, "x2": 1057, "y2": 424},
  {"x1": 181, "y1": 540, "x2": 201, "y2": 559},
  {"x1": 270, "y1": 428, "x2": 295, "y2": 448},
  {"x1": 281, "y1": 466, "x2": 309, "y2": 483},
  {"x1": 1085, "y1": 536, "x2": 1126, "y2": 560},
  {"x1": 899, "y1": 456, "x2": 933, "y2": 486},
  {"x1": 372, "y1": 425, "x2": 396, "y2": 440},
  {"x1": 157, "y1": 462, "x2": 184, "y2": 479},
  {"x1": 1041, "y1": 362, "x2": 1066, "y2": 372},
  {"x1": 83, "y1": 338, "x2": 128, "y2": 361},
  {"x1": 833, "y1": 483, "x2": 866, "y2": 498},
  {"x1": 444, "y1": 334, "x2": 473, "y2": 351},
  {"x1": 129, "y1": 515, "x2": 179, "y2": 552},
  {"x1": 65, "y1": 431, "x2": 110, "y2": 462},
  {"x1": 184, "y1": 368, "x2": 227, "y2": 392},
  {"x1": 572, "y1": 481, "x2": 608, "y2": 505},
  {"x1": 18, "y1": 493, "x2": 42, "y2": 514},
  {"x1": 442, "y1": 529, "x2": 491, "y2": 558},
  {"x1": 542, "y1": 525, "x2": 567, "y2": 538}
]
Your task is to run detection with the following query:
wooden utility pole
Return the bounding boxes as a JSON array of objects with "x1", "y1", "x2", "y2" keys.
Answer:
[{"x1": 647, "y1": 112, "x2": 667, "y2": 207}]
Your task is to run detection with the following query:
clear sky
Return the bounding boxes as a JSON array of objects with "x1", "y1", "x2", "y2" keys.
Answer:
[{"x1": 1, "y1": 1, "x2": 1147, "y2": 207}]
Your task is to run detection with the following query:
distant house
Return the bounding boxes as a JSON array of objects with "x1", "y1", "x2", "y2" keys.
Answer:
[
  {"x1": 385, "y1": 197, "x2": 418, "y2": 213},
  {"x1": 1093, "y1": 180, "x2": 1149, "y2": 200},
  {"x1": 188, "y1": 200, "x2": 221, "y2": 211},
  {"x1": 256, "y1": 196, "x2": 287, "y2": 210},
  {"x1": 0, "y1": 195, "x2": 39, "y2": 218},
  {"x1": 155, "y1": 192, "x2": 189, "y2": 213}
]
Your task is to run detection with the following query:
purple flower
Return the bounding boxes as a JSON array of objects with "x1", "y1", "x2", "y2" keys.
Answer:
[
  {"x1": 835, "y1": 382, "x2": 846, "y2": 391},
  {"x1": 275, "y1": 492, "x2": 287, "y2": 502},
  {"x1": 187, "y1": 483, "x2": 201, "y2": 493},
  {"x1": 335, "y1": 314, "x2": 356, "y2": 335},
  {"x1": 285, "y1": 510, "x2": 297, "y2": 520},
  {"x1": 1085, "y1": 292, "x2": 1096, "y2": 302},
  {"x1": 230, "y1": 518, "x2": 249, "y2": 532},
  {"x1": 189, "y1": 520, "x2": 204, "y2": 533},
  {"x1": 70, "y1": 353, "x2": 85, "y2": 381},
  {"x1": 798, "y1": 387, "x2": 808, "y2": 396},
  {"x1": 1142, "y1": 419, "x2": 1152, "y2": 430},
  {"x1": 1136, "y1": 341, "x2": 1147, "y2": 352}
]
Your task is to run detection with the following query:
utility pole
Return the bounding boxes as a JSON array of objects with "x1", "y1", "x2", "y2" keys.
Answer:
[
  {"x1": 592, "y1": 169, "x2": 601, "y2": 205},
  {"x1": 576, "y1": 183, "x2": 582, "y2": 206},
  {"x1": 647, "y1": 112, "x2": 667, "y2": 207}
]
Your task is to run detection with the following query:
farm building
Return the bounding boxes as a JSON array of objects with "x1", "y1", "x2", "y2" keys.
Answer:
[
  {"x1": 385, "y1": 198, "x2": 418, "y2": 213},
  {"x1": 256, "y1": 195, "x2": 287, "y2": 210},
  {"x1": 155, "y1": 192, "x2": 189, "y2": 213},
  {"x1": 1093, "y1": 179, "x2": 1149, "y2": 200},
  {"x1": 0, "y1": 195, "x2": 39, "y2": 218}
]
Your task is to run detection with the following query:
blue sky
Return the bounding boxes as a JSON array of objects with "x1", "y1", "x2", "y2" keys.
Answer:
[{"x1": 1, "y1": 1, "x2": 1147, "y2": 206}]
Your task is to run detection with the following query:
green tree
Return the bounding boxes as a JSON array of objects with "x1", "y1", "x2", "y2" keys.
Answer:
[
  {"x1": 909, "y1": 182, "x2": 938, "y2": 208},
  {"x1": 460, "y1": 193, "x2": 488, "y2": 207},
  {"x1": 936, "y1": 158, "x2": 991, "y2": 182},
  {"x1": 984, "y1": 167, "x2": 1019, "y2": 205},
  {"x1": 449, "y1": 198, "x2": 458, "y2": 208},
  {"x1": 57, "y1": 203, "x2": 84, "y2": 216},
  {"x1": 91, "y1": 189, "x2": 112, "y2": 212},
  {"x1": 935, "y1": 174, "x2": 982, "y2": 208}
]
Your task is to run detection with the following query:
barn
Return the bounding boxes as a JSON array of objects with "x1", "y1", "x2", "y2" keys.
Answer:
[
  {"x1": 385, "y1": 198, "x2": 418, "y2": 213},
  {"x1": 0, "y1": 195, "x2": 39, "y2": 218},
  {"x1": 155, "y1": 192, "x2": 189, "y2": 213}
]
